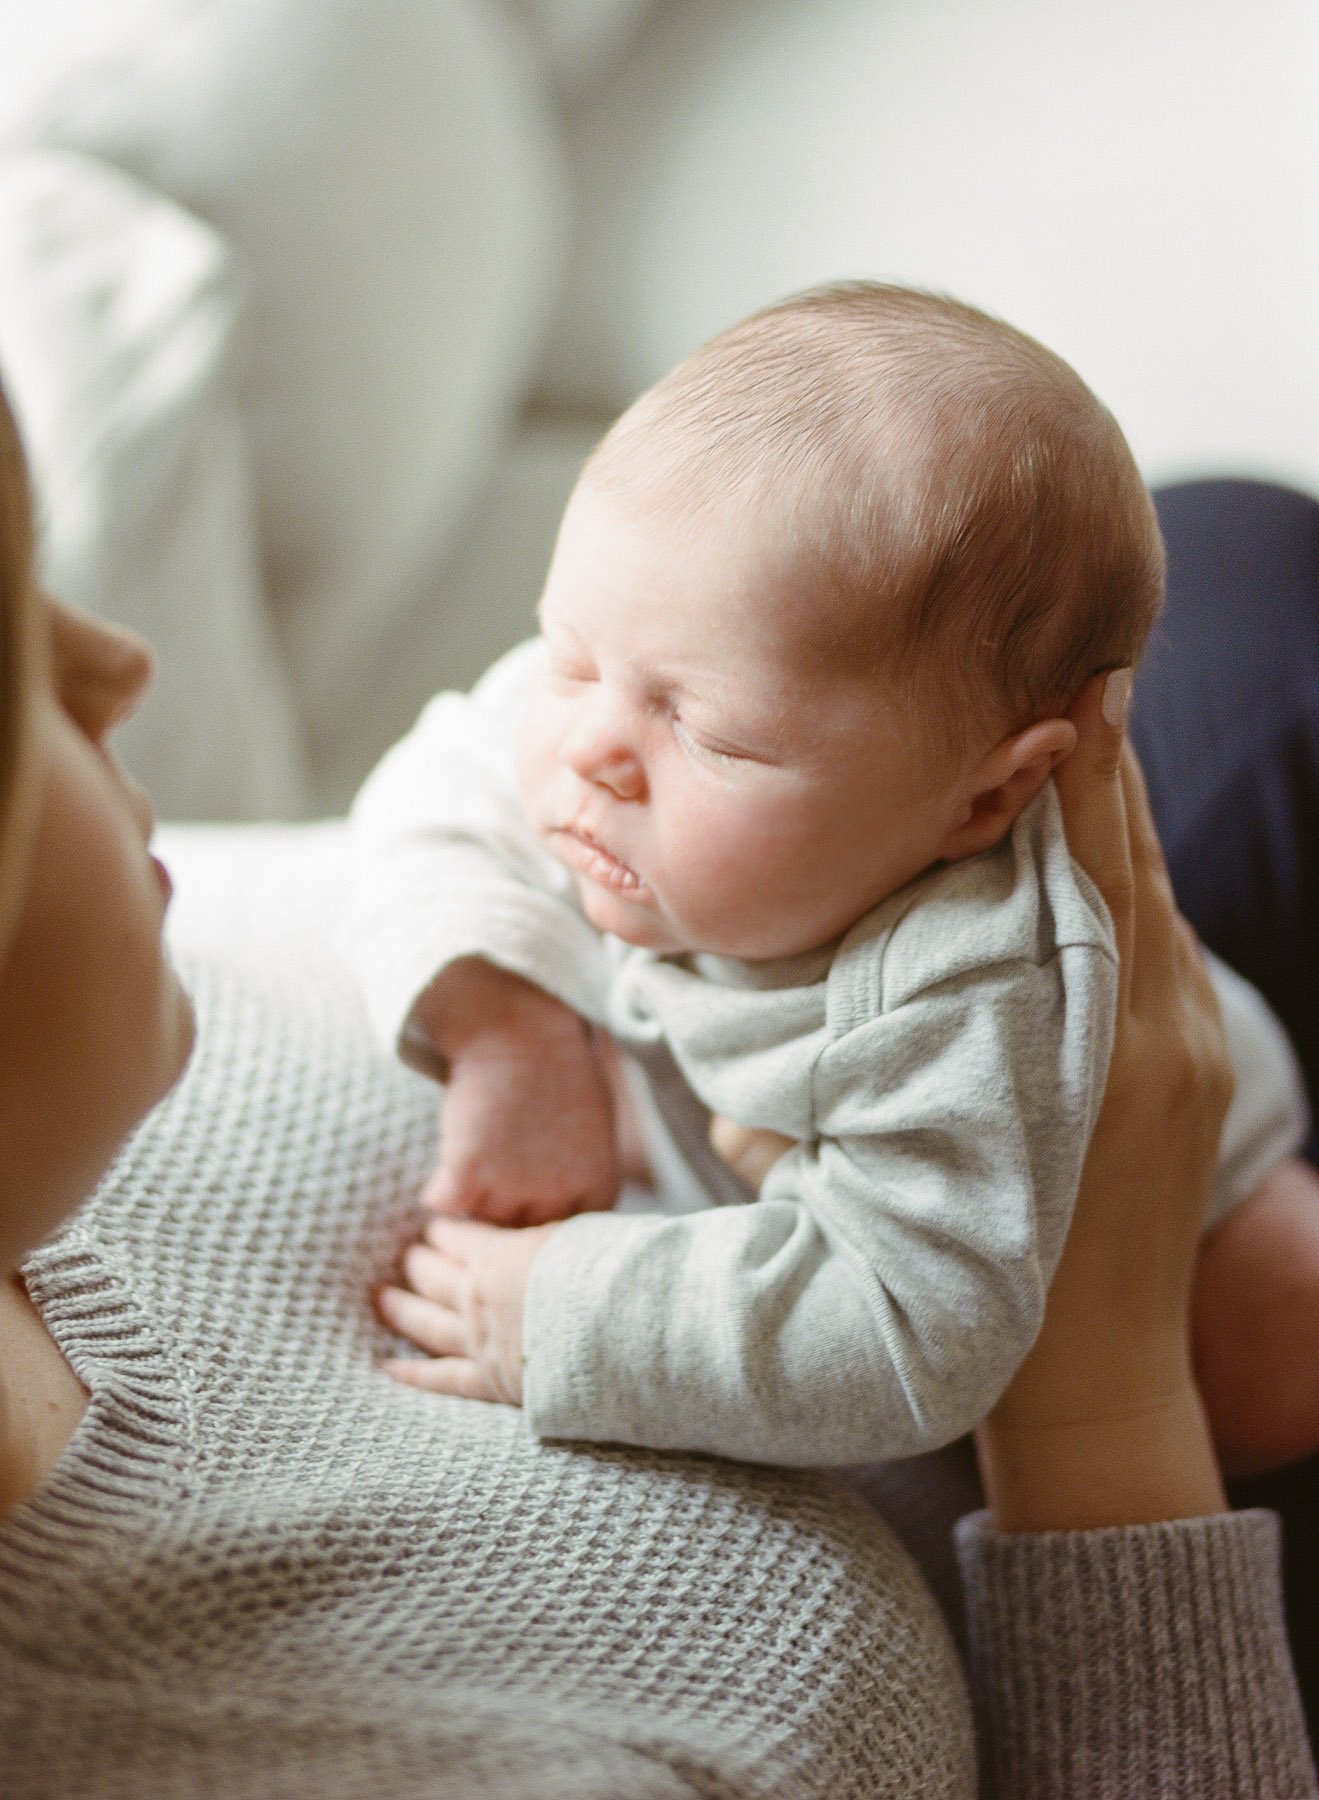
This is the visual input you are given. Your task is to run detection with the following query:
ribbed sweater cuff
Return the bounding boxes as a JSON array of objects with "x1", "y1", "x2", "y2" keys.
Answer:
[{"x1": 955, "y1": 1508, "x2": 1317, "y2": 1799}]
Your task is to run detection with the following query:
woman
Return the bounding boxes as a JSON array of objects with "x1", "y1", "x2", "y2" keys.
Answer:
[{"x1": 0, "y1": 380, "x2": 1311, "y2": 1796}]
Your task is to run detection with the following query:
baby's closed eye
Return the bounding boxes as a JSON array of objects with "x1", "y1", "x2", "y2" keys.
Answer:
[
  {"x1": 671, "y1": 715, "x2": 765, "y2": 769},
  {"x1": 545, "y1": 647, "x2": 597, "y2": 686}
]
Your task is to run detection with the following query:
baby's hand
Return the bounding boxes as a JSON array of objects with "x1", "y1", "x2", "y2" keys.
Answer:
[
  {"x1": 418, "y1": 959, "x2": 619, "y2": 1226},
  {"x1": 377, "y1": 1216, "x2": 556, "y2": 1404}
]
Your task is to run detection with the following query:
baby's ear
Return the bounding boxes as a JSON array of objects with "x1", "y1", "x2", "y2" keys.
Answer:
[{"x1": 938, "y1": 718, "x2": 1078, "y2": 863}]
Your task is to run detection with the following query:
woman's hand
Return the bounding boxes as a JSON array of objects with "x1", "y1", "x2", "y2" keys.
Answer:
[{"x1": 976, "y1": 670, "x2": 1232, "y2": 1530}]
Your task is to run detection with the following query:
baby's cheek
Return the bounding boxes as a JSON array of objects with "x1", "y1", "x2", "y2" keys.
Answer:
[
  {"x1": 662, "y1": 808, "x2": 768, "y2": 938},
  {"x1": 721, "y1": 806, "x2": 823, "y2": 939},
  {"x1": 513, "y1": 703, "x2": 553, "y2": 825}
]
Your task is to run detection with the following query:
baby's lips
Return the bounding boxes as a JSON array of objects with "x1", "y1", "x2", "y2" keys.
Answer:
[{"x1": 551, "y1": 824, "x2": 644, "y2": 894}]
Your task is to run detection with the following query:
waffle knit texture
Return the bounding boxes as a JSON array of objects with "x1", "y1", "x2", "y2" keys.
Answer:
[{"x1": 0, "y1": 885, "x2": 974, "y2": 1800}]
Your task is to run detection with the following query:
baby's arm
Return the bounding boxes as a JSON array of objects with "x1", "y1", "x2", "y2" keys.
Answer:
[
  {"x1": 376, "y1": 951, "x2": 1090, "y2": 1436},
  {"x1": 511, "y1": 949, "x2": 1109, "y2": 1466},
  {"x1": 345, "y1": 642, "x2": 619, "y2": 1223}
]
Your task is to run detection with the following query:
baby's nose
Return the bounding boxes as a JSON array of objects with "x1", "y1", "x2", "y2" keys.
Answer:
[
  {"x1": 593, "y1": 748, "x2": 645, "y2": 800},
  {"x1": 561, "y1": 714, "x2": 646, "y2": 799}
]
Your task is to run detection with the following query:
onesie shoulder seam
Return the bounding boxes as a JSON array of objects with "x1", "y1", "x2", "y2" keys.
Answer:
[
  {"x1": 823, "y1": 883, "x2": 927, "y2": 1036},
  {"x1": 825, "y1": 930, "x2": 1116, "y2": 1042}
]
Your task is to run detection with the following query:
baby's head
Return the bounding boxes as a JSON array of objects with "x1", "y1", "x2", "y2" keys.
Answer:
[{"x1": 517, "y1": 283, "x2": 1163, "y2": 960}]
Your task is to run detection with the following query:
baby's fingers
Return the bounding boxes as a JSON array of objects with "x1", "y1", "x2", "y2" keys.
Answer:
[
  {"x1": 401, "y1": 1240, "x2": 466, "y2": 1308},
  {"x1": 422, "y1": 1215, "x2": 505, "y2": 1260},
  {"x1": 375, "y1": 1282, "x2": 466, "y2": 1358},
  {"x1": 381, "y1": 1354, "x2": 495, "y2": 1401}
]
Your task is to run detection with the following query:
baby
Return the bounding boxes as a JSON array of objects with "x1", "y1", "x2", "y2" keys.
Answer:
[{"x1": 348, "y1": 283, "x2": 1310, "y2": 1468}]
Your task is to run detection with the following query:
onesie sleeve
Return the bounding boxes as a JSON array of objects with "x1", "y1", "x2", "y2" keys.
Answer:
[
  {"x1": 1204, "y1": 950, "x2": 1311, "y2": 1226},
  {"x1": 343, "y1": 639, "x2": 609, "y2": 1075},
  {"x1": 524, "y1": 936, "x2": 1116, "y2": 1466}
]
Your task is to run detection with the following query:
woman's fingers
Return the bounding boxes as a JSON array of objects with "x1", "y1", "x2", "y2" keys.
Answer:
[
  {"x1": 1055, "y1": 669, "x2": 1135, "y2": 1000},
  {"x1": 1115, "y1": 745, "x2": 1231, "y2": 1110},
  {"x1": 1117, "y1": 740, "x2": 1182, "y2": 978}
]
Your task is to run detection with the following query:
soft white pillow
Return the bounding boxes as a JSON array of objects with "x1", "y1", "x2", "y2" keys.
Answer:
[
  {"x1": 0, "y1": 0, "x2": 566, "y2": 786},
  {"x1": 510, "y1": 0, "x2": 653, "y2": 95},
  {"x1": 0, "y1": 150, "x2": 308, "y2": 819},
  {"x1": 315, "y1": 417, "x2": 600, "y2": 812}
]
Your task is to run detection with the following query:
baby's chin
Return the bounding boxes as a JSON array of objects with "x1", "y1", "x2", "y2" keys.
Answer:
[
  {"x1": 575, "y1": 876, "x2": 830, "y2": 961},
  {"x1": 576, "y1": 878, "x2": 688, "y2": 953}
]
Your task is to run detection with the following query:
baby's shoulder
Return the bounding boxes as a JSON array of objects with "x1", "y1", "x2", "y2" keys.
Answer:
[{"x1": 827, "y1": 786, "x2": 1114, "y2": 1028}]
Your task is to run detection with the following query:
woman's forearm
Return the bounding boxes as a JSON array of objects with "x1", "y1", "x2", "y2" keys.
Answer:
[{"x1": 977, "y1": 1386, "x2": 1227, "y2": 1534}]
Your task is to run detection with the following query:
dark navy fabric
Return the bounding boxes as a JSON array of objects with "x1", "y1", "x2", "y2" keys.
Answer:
[
  {"x1": 1133, "y1": 480, "x2": 1319, "y2": 1162},
  {"x1": 1113, "y1": 482, "x2": 1319, "y2": 1736}
]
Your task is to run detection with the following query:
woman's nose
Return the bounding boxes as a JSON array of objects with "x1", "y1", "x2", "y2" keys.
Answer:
[
  {"x1": 48, "y1": 598, "x2": 155, "y2": 742},
  {"x1": 559, "y1": 706, "x2": 646, "y2": 800}
]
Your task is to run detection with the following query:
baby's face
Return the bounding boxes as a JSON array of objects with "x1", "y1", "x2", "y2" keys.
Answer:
[{"x1": 516, "y1": 480, "x2": 972, "y2": 960}]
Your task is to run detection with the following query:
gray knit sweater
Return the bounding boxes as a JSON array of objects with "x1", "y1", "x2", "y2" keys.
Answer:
[
  {"x1": 0, "y1": 824, "x2": 1311, "y2": 1799},
  {"x1": 0, "y1": 880, "x2": 973, "y2": 1798}
]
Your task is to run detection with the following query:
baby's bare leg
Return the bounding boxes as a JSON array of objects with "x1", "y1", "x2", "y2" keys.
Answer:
[{"x1": 1193, "y1": 1156, "x2": 1319, "y2": 1476}]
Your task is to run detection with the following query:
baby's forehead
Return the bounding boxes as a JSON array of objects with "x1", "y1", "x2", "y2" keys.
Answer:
[{"x1": 576, "y1": 453, "x2": 916, "y2": 674}]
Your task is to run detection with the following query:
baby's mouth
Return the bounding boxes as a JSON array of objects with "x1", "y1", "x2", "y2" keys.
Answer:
[{"x1": 551, "y1": 824, "x2": 644, "y2": 895}]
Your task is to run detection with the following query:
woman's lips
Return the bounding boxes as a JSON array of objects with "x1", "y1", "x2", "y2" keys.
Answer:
[
  {"x1": 551, "y1": 825, "x2": 646, "y2": 896},
  {"x1": 150, "y1": 852, "x2": 173, "y2": 903}
]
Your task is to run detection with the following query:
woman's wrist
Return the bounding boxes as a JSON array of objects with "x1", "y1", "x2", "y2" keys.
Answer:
[{"x1": 976, "y1": 1384, "x2": 1228, "y2": 1533}]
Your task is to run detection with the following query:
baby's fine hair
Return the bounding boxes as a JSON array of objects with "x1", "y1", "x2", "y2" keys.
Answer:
[{"x1": 589, "y1": 283, "x2": 1165, "y2": 748}]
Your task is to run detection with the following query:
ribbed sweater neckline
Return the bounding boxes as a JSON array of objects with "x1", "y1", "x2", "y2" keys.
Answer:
[{"x1": 0, "y1": 1229, "x2": 193, "y2": 1647}]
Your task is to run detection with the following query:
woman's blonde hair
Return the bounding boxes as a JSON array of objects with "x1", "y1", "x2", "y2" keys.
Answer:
[{"x1": 0, "y1": 382, "x2": 40, "y2": 954}]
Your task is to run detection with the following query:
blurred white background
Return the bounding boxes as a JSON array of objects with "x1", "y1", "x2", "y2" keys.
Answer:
[{"x1": 0, "y1": 0, "x2": 1315, "y2": 816}]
